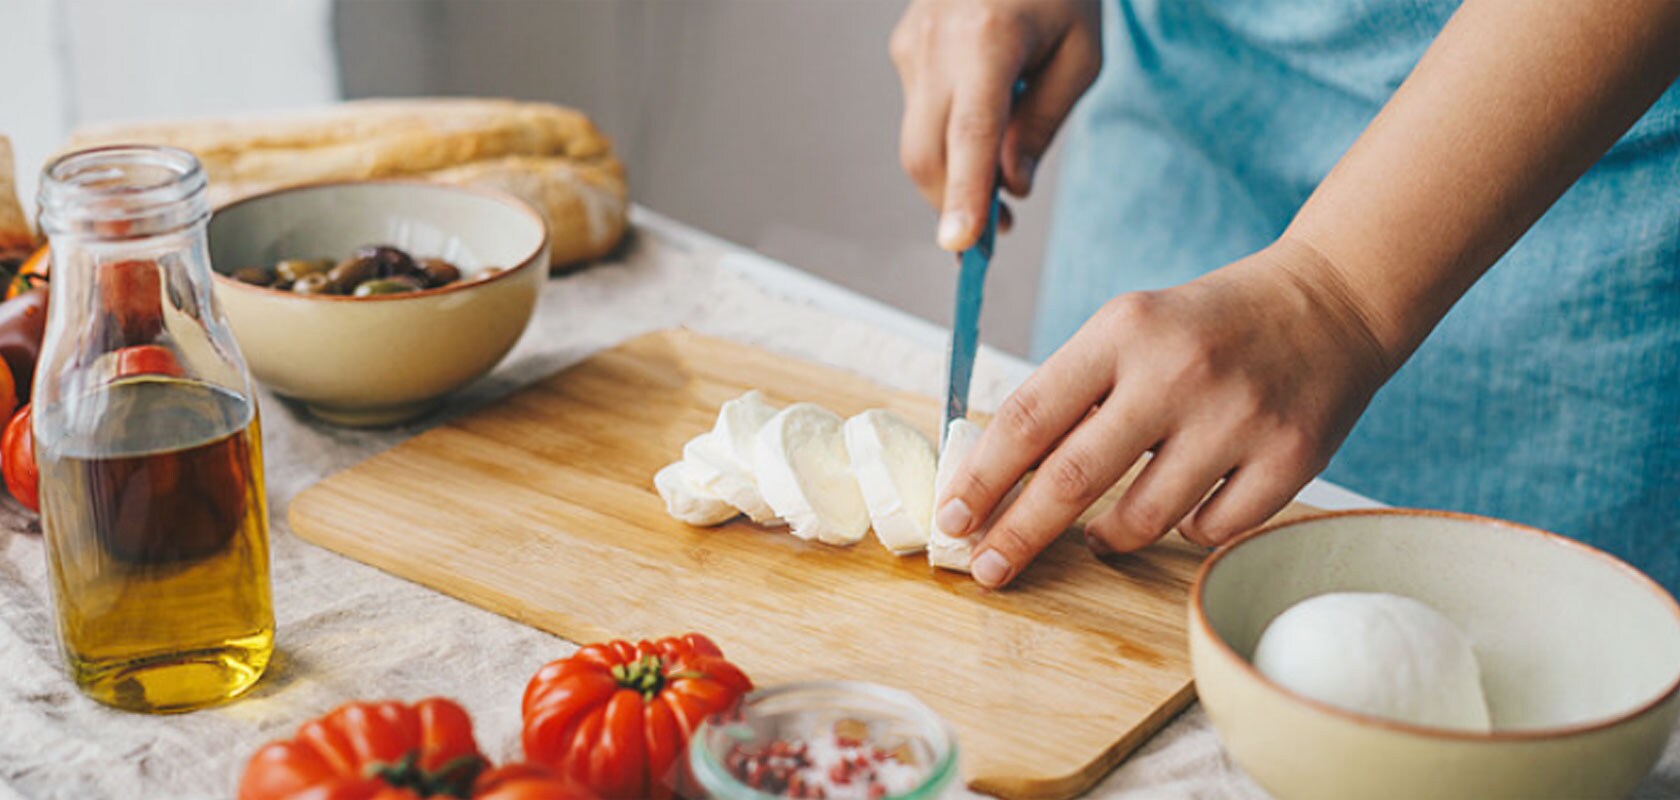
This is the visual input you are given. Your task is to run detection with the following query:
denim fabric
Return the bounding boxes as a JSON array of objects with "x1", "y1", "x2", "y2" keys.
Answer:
[{"x1": 1036, "y1": 0, "x2": 1680, "y2": 594}]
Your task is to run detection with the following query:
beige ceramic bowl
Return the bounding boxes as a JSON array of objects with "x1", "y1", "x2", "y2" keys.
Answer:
[
  {"x1": 1191, "y1": 510, "x2": 1680, "y2": 800},
  {"x1": 208, "y1": 181, "x2": 549, "y2": 426}
]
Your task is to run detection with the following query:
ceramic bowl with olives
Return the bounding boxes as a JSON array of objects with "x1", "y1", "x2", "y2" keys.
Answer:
[
  {"x1": 231, "y1": 244, "x2": 506, "y2": 298},
  {"x1": 207, "y1": 181, "x2": 549, "y2": 426}
]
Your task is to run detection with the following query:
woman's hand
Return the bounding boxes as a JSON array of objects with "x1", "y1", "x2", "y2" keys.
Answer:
[
  {"x1": 890, "y1": 0, "x2": 1101, "y2": 251},
  {"x1": 937, "y1": 240, "x2": 1398, "y2": 588}
]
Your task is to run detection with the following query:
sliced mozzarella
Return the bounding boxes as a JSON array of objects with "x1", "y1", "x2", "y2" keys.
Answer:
[
  {"x1": 928, "y1": 418, "x2": 984, "y2": 572},
  {"x1": 683, "y1": 390, "x2": 783, "y2": 525},
  {"x1": 842, "y1": 409, "x2": 936, "y2": 555},
  {"x1": 754, "y1": 403, "x2": 871, "y2": 545},
  {"x1": 653, "y1": 461, "x2": 738, "y2": 526}
]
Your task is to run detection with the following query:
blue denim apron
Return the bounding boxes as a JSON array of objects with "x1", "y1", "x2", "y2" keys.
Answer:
[{"x1": 1037, "y1": 0, "x2": 1680, "y2": 594}]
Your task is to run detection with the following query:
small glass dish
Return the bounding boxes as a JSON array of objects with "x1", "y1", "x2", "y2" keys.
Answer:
[{"x1": 688, "y1": 680, "x2": 960, "y2": 799}]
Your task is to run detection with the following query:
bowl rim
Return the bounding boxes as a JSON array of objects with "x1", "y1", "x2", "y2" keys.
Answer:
[
  {"x1": 207, "y1": 178, "x2": 550, "y2": 303},
  {"x1": 1190, "y1": 507, "x2": 1680, "y2": 742}
]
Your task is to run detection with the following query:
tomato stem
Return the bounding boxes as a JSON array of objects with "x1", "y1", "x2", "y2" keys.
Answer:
[
  {"x1": 365, "y1": 751, "x2": 487, "y2": 798},
  {"x1": 610, "y1": 653, "x2": 685, "y2": 701}
]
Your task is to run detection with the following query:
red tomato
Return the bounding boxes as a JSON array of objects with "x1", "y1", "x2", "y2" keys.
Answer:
[
  {"x1": 99, "y1": 259, "x2": 164, "y2": 344},
  {"x1": 473, "y1": 763, "x2": 597, "y2": 800},
  {"x1": 0, "y1": 360, "x2": 14, "y2": 429},
  {"x1": 522, "y1": 634, "x2": 753, "y2": 800},
  {"x1": 238, "y1": 698, "x2": 487, "y2": 800},
  {"x1": 2, "y1": 405, "x2": 35, "y2": 513},
  {"x1": 114, "y1": 345, "x2": 185, "y2": 378},
  {"x1": 0, "y1": 288, "x2": 47, "y2": 404}
]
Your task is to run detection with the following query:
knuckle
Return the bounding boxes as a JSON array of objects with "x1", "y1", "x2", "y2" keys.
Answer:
[
  {"x1": 949, "y1": 109, "x2": 1004, "y2": 144},
  {"x1": 891, "y1": 14, "x2": 937, "y2": 58},
  {"x1": 1041, "y1": 451, "x2": 1104, "y2": 505},
  {"x1": 1101, "y1": 292, "x2": 1158, "y2": 329},
  {"x1": 947, "y1": 469, "x2": 995, "y2": 508},
  {"x1": 960, "y1": 6, "x2": 1017, "y2": 39},
  {"x1": 1176, "y1": 517, "x2": 1223, "y2": 548},
  {"x1": 1184, "y1": 507, "x2": 1250, "y2": 548},
  {"x1": 997, "y1": 389, "x2": 1051, "y2": 443},
  {"x1": 888, "y1": 29, "x2": 914, "y2": 66},
  {"x1": 980, "y1": 522, "x2": 1036, "y2": 562},
  {"x1": 1116, "y1": 495, "x2": 1175, "y2": 541},
  {"x1": 1083, "y1": 514, "x2": 1136, "y2": 552},
  {"x1": 900, "y1": 144, "x2": 940, "y2": 185}
]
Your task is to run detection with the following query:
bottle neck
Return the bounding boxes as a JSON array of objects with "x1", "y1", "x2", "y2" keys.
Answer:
[{"x1": 38, "y1": 146, "x2": 210, "y2": 243}]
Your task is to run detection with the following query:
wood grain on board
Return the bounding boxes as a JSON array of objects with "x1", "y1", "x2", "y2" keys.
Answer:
[{"x1": 290, "y1": 329, "x2": 1312, "y2": 799}]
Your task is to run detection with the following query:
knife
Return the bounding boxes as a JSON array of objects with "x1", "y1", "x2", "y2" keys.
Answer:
[{"x1": 942, "y1": 192, "x2": 1000, "y2": 445}]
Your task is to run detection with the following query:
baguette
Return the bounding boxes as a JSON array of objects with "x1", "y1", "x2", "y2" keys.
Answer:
[
  {"x1": 0, "y1": 137, "x2": 35, "y2": 256},
  {"x1": 68, "y1": 99, "x2": 628, "y2": 269}
]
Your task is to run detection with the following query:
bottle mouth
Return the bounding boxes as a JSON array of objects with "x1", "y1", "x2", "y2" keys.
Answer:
[{"x1": 38, "y1": 145, "x2": 210, "y2": 240}]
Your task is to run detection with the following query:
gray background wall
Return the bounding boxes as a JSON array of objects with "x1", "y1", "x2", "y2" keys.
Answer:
[{"x1": 335, "y1": 1, "x2": 1067, "y2": 357}]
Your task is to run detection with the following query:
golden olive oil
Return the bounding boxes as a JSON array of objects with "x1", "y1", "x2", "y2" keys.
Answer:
[{"x1": 38, "y1": 377, "x2": 273, "y2": 713}]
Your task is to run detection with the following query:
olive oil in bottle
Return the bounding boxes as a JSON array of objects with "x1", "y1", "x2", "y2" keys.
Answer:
[
  {"x1": 38, "y1": 378, "x2": 273, "y2": 713},
  {"x1": 35, "y1": 145, "x2": 275, "y2": 713}
]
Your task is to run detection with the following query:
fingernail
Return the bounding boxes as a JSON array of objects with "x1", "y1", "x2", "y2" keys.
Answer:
[
  {"x1": 935, "y1": 498, "x2": 973, "y2": 537},
  {"x1": 937, "y1": 210, "x2": 972, "y2": 251},
  {"x1": 971, "y1": 550, "x2": 1012, "y2": 588},
  {"x1": 1020, "y1": 155, "x2": 1038, "y2": 193}
]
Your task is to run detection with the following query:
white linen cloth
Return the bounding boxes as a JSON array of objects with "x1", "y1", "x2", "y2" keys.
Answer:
[{"x1": 0, "y1": 212, "x2": 1674, "y2": 798}]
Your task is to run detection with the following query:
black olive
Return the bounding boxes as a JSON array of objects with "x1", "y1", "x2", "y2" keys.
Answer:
[{"x1": 353, "y1": 244, "x2": 419, "y2": 278}]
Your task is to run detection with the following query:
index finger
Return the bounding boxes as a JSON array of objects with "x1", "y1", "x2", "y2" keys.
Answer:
[
  {"x1": 934, "y1": 317, "x2": 1115, "y2": 538},
  {"x1": 937, "y1": 61, "x2": 1020, "y2": 251}
]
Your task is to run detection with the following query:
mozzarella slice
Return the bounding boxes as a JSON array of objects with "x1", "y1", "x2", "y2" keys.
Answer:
[
  {"x1": 928, "y1": 418, "x2": 984, "y2": 571},
  {"x1": 683, "y1": 390, "x2": 783, "y2": 525},
  {"x1": 754, "y1": 403, "x2": 871, "y2": 545},
  {"x1": 843, "y1": 409, "x2": 936, "y2": 555},
  {"x1": 653, "y1": 461, "x2": 738, "y2": 526}
]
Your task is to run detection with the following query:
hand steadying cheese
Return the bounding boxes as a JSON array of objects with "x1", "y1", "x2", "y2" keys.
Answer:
[
  {"x1": 754, "y1": 404, "x2": 872, "y2": 545},
  {"x1": 843, "y1": 410, "x2": 937, "y2": 555}
]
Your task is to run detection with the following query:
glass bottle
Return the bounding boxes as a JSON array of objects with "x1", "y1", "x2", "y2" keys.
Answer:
[{"x1": 34, "y1": 145, "x2": 274, "y2": 713}]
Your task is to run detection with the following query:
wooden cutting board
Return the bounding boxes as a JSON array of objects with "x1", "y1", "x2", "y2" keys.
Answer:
[{"x1": 291, "y1": 329, "x2": 1310, "y2": 799}]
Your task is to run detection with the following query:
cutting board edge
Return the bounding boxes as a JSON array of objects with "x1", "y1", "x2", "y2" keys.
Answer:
[{"x1": 970, "y1": 680, "x2": 1200, "y2": 799}]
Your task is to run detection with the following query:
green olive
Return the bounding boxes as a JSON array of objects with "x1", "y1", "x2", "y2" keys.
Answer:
[
  {"x1": 231, "y1": 267, "x2": 275, "y2": 286},
  {"x1": 292, "y1": 273, "x2": 338, "y2": 295},
  {"x1": 275, "y1": 258, "x2": 333, "y2": 283},
  {"x1": 328, "y1": 256, "x2": 379, "y2": 290},
  {"x1": 352, "y1": 276, "x2": 424, "y2": 297},
  {"x1": 417, "y1": 258, "x2": 462, "y2": 287}
]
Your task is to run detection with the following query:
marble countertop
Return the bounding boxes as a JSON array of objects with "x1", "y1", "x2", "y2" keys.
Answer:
[{"x1": 0, "y1": 207, "x2": 1672, "y2": 799}]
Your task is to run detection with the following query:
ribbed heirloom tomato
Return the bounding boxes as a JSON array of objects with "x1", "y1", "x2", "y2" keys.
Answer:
[
  {"x1": 522, "y1": 633, "x2": 753, "y2": 799},
  {"x1": 239, "y1": 698, "x2": 593, "y2": 800},
  {"x1": 240, "y1": 698, "x2": 484, "y2": 800}
]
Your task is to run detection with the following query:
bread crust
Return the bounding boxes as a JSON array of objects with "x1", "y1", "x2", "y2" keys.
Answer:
[
  {"x1": 69, "y1": 99, "x2": 628, "y2": 269},
  {"x1": 0, "y1": 137, "x2": 35, "y2": 255}
]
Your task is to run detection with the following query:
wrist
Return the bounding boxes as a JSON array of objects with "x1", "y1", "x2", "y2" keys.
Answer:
[{"x1": 1260, "y1": 235, "x2": 1410, "y2": 380}]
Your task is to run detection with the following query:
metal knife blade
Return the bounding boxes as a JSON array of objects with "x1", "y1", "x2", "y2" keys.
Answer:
[{"x1": 942, "y1": 194, "x2": 1000, "y2": 443}]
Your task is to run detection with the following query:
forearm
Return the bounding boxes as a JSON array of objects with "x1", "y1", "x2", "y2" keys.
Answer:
[{"x1": 1284, "y1": 0, "x2": 1680, "y2": 367}]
